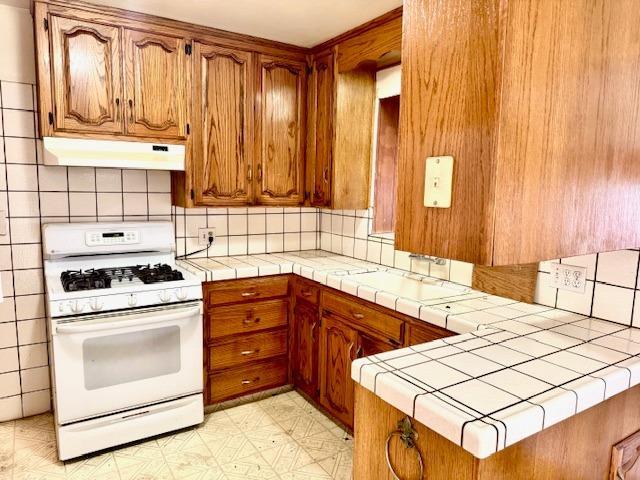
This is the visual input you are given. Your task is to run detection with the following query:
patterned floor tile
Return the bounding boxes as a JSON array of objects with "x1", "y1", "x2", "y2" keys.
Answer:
[{"x1": 0, "y1": 391, "x2": 354, "y2": 480}]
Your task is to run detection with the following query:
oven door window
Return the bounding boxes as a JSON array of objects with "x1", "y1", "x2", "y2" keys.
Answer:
[{"x1": 82, "y1": 326, "x2": 181, "y2": 390}]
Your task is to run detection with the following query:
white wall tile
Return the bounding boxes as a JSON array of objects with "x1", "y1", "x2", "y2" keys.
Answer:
[
  {"x1": 11, "y1": 244, "x2": 41, "y2": 269},
  {"x1": 13, "y1": 268, "x2": 43, "y2": 295},
  {"x1": 15, "y1": 294, "x2": 44, "y2": 320},
  {"x1": 39, "y1": 192, "x2": 68, "y2": 217},
  {"x1": 0, "y1": 347, "x2": 19, "y2": 373},
  {"x1": 3, "y1": 109, "x2": 34, "y2": 137},
  {"x1": 67, "y1": 167, "x2": 95, "y2": 192},
  {"x1": 37, "y1": 165, "x2": 67, "y2": 191},
  {"x1": 96, "y1": 193, "x2": 123, "y2": 216},
  {"x1": 596, "y1": 250, "x2": 639, "y2": 288},
  {"x1": 69, "y1": 192, "x2": 96, "y2": 217},
  {"x1": 4, "y1": 137, "x2": 36, "y2": 164},
  {"x1": 228, "y1": 214, "x2": 247, "y2": 235},
  {"x1": 17, "y1": 318, "x2": 46, "y2": 345},
  {"x1": 9, "y1": 218, "x2": 40, "y2": 243},
  {"x1": 284, "y1": 213, "x2": 300, "y2": 233},
  {"x1": 6, "y1": 163, "x2": 37, "y2": 190},
  {"x1": 0, "y1": 395, "x2": 21, "y2": 421},
  {"x1": 1, "y1": 82, "x2": 33, "y2": 110},
  {"x1": 18, "y1": 343, "x2": 47, "y2": 369},
  {"x1": 96, "y1": 168, "x2": 122, "y2": 192},
  {"x1": 21, "y1": 389, "x2": 50, "y2": 416},
  {"x1": 8, "y1": 191, "x2": 39, "y2": 217},
  {"x1": 123, "y1": 193, "x2": 147, "y2": 216},
  {"x1": 122, "y1": 169, "x2": 147, "y2": 192},
  {"x1": 266, "y1": 213, "x2": 284, "y2": 233},
  {"x1": 147, "y1": 170, "x2": 171, "y2": 192},
  {"x1": 556, "y1": 281, "x2": 594, "y2": 316},
  {"x1": 300, "y1": 232, "x2": 316, "y2": 250},
  {"x1": 248, "y1": 214, "x2": 266, "y2": 234},
  {"x1": 592, "y1": 283, "x2": 635, "y2": 325},
  {"x1": 0, "y1": 371, "x2": 21, "y2": 397},
  {"x1": 20, "y1": 366, "x2": 49, "y2": 392},
  {"x1": 148, "y1": 193, "x2": 171, "y2": 215}
]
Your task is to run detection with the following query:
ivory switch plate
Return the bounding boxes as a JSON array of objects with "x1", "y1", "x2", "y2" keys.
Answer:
[
  {"x1": 549, "y1": 262, "x2": 587, "y2": 293},
  {"x1": 424, "y1": 156, "x2": 454, "y2": 208}
]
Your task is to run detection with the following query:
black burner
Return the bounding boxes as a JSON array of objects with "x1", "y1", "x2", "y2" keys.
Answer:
[{"x1": 60, "y1": 264, "x2": 184, "y2": 292}]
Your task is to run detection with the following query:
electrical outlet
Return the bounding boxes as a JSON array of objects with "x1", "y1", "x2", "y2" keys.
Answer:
[
  {"x1": 549, "y1": 263, "x2": 587, "y2": 293},
  {"x1": 198, "y1": 228, "x2": 216, "y2": 246}
]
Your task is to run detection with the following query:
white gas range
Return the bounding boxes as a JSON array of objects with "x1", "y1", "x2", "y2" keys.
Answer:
[{"x1": 42, "y1": 221, "x2": 204, "y2": 460}]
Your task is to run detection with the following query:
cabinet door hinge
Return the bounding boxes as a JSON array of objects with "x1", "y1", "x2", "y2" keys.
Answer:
[
  {"x1": 190, "y1": 189, "x2": 195, "y2": 200},
  {"x1": 304, "y1": 191, "x2": 310, "y2": 201},
  {"x1": 48, "y1": 112, "x2": 53, "y2": 125},
  {"x1": 43, "y1": 18, "x2": 48, "y2": 31},
  {"x1": 185, "y1": 43, "x2": 192, "y2": 55},
  {"x1": 186, "y1": 123, "x2": 190, "y2": 135}
]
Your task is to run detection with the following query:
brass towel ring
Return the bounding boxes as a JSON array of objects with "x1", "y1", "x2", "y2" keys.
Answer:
[{"x1": 385, "y1": 416, "x2": 425, "y2": 480}]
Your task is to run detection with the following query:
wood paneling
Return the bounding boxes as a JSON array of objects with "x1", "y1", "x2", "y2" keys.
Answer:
[
  {"x1": 205, "y1": 275, "x2": 289, "y2": 306},
  {"x1": 207, "y1": 299, "x2": 288, "y2": 340},
  {"x1": 256, "y1": 55, "x2": 306, "y2": 205},
  {"x1": 292, "y1": 300, "x2": 319, "y2": 399},
  {"x1": 395, "y1": 0, "x2": 501, "y2": 265},
  {"x1": 372, "y1": 95, "x2": 400, "y2": 234},
  {"x1": 123, "y1": 29, "x2": 187, "y2": 139},
  {"x1": 193, "y1": 43, "x2": 254, "y2": 205},
  {"x1": 493, "y1": 0, "x2": 640, "y2": 264},
  {"x1": 49, "y1": 15, "x2": 123, "y2": 134},
  {"x1": 472, "y1": 264, "x2": 538, "y2": 304},
  {"x1": 331, "y1": 67, "x2": 376, "y2": 210},
  {"x1": 336, "y1": 14, "x2": 402, "y2": 72},
  {"x1": 355, "y1": 381, "x2": 640, "y2": 480},
  {"x1": 318, "y1": 314, "x2": 358, "y2": 428}
]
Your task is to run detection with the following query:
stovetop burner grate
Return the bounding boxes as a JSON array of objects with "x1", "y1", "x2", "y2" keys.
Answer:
[{"x1": 60, "y1": 264, "x2": 184, "y2": 292}]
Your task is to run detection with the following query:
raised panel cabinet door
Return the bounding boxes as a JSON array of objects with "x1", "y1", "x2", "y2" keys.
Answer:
[
  {"x1": 256, "y1": 55, "x2": 306, "y2": 205},
  {"x1": 319, "y1": 314, "x2": 357, "y2": 428},
  {"x1": 193, "y1": 44, "x2": 253, "y2": 205},
  {"x1": 311, "y1": 53, "x2": 334, "y2": 207},
  {"x1": 49, "y1": 16, "x2": 123, "y2": 134},
  {"x1": 123, "y1": 29, "x2": 187, "y2": 139},
  {"x1": 293, "y1": 300, "x2": 319, "y2": 399}
]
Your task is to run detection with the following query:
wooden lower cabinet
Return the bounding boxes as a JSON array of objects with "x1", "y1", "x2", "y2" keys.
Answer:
[
  {"x1": 292, "y1": 300, "x2": 319, "y2": 400},
  {"x1": 318, "y1": 313, "x2": 359, "y2": 428},
  {"x1": 204, "y1": 275, "x2": 455, "y2": 429},
  {"x1": 204, "y1": 276, "x2": 290, "y2": 405}
]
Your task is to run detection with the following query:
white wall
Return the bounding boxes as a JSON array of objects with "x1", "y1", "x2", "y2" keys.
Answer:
[{"x1": 0, "y1": 4, "x2": 36, "y2": 84}]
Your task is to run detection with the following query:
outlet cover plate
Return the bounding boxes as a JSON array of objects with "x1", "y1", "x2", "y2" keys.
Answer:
[
  {"x1": 549, "y1": 263, "x2": 587, "y2": 293},
  {"x1": 198, "y1": 228, "x2": 216, "y2": 246}
]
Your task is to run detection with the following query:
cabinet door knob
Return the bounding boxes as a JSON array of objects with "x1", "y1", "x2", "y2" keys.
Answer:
[
  {"x1": 128, "y1": 99, "x2": 134, "y2": 121},
  {"x1": 323, "y1": 168, "x2": 329, "y2": 183},
  {"x1": 240, "y1": 349, "x2": 259, "y2": 356},
  {"x1": 241, "y1": 377, "x2": 259, "y2": 385},
  {"x1": 241, "y1": 291, "x2": 258, "y2": 297},
  {"x1": 351, "y1": 311, "x2": 364, "y2": 320},
  {"x1": 257, "y1": 163, "x2": 263, "y2": 181},
  {"x1": 243, "y1": 317, "x2": 260, "y2": 325},
  {"x1": 247, "y1": 165, "x2": 253, "y2": 182}
]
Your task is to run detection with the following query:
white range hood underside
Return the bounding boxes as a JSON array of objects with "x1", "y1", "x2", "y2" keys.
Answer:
[{"x1": 43, "y1": 137, "x2": 186, "y2": 171}]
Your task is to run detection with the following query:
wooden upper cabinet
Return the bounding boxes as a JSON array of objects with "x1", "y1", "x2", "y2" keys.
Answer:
[
  {"x1": 49, "y1": 16, "x2": 123, "y2": 134},
  {"x1": 396, "y1": 0, "x2": 640, "y2": 266},
  {"x1": 255, "y1": 55, "x2": 306, "y2": 205},
  {"x1": 308, "y1": 52, "x2": 334, "y2": 207},
  {"x1": 192, "y1": 43, "x2": 254, "y2": 205},
  {"x1": 123, "y1": 29, "x2": 187, "y2": 139}
]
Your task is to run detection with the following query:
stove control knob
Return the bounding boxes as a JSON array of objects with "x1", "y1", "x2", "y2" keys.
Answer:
[
  {"x1": 176, "y1": 288, "x2": 188, "y2": 301},
  {"x1": 90, "y1": 298, "x2": 104, "y2": 311},
  {"x1": 159, "y1": 290, "x2": 172, "y2": 303},
  {"x1": 128, "y1": 294, "x2": 138, "y2": 307},
  {"x1": 70, "y1": 301, "x2": 83, "y2": 314}
]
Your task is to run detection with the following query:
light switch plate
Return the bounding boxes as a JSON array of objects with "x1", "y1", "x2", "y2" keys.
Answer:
[
  {"x1": 549, "y1": 262, "x2": 587, "y2": 293},
  {"x1": 424, "y1": 156, "x2": 454, "y2": 208},
  {"x1": 198, "y1": 228, "x2": 216, "y2": 246}
]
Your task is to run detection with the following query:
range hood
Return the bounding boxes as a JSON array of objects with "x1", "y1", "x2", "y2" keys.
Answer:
[{"x1": 43, "y1": 137, "x2": 185, "y2": 171}]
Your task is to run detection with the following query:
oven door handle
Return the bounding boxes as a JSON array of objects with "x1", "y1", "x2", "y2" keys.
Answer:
[{"x1": 55, "y1": 306, "x2": 201, "y2": 335}]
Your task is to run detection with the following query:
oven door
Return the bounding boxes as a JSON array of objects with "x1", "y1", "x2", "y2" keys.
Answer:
[{"x1": 51, "y1": 301, "x2": 202, "y2": 424}]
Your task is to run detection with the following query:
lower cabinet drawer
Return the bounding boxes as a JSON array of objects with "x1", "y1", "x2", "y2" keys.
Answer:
[
  {"x1": 207, "y1": 299, "x2": 288, "y2": 340},
  {"x1": 208, "y1": 358, "x2": 288, "y2": 403},
  {"x1": 209, "y1": 329, "x2": 288, "y2": 371}
]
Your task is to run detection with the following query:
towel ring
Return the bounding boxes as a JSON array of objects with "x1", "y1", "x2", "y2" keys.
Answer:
[{"x1": 385, "y1": 416, "x2": 425, "y2": 480}]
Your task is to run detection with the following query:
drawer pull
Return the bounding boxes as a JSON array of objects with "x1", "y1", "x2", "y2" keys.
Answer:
[
  {"x1": 351, "y1": 311, "x2": 365, "y2": 320},
  {"x1": 240, "y1": 349, "x2": 259, "y2": 356},
  {"x1": 241, "y1": 377, "x2": 260, "y2": 385},
  {"x1": 242, "y1": 317, "x2": 261, "y2": 325},
  {"x1": 241, "y1": 292, "x2": 258, "y2": 297},
  {"x1": 301, "y1": 290, "x2": 313, "y2": 297}
]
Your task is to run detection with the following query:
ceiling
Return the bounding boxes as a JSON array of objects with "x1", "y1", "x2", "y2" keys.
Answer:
[{"x1": 86, "y1": 0, "x2": 402, "y2": 47}]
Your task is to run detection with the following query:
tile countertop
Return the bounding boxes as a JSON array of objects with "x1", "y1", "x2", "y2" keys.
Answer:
[{"x1": 179, "y1": 250, "x2": 640, "y2": 459}]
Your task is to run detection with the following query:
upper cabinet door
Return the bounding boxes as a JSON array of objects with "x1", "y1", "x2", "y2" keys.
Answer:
[
  {"x1": 311, "y1": 53, "x2": 334, "y2": 207},
  {"x1": 123, "y1": 29, "x2": 187, "y2": 139},
  {"x1": 49, "y1": 16, "x2": 123, "y2": 134},
  {"x1": 193, "y1": 43, "x2": 254, "y2": 205},
  {"x1": 256, "y1": 55, "x2": 306, "y2": 205}
]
